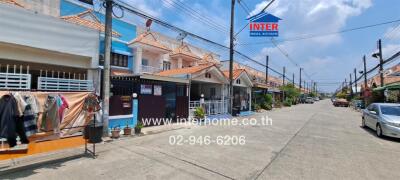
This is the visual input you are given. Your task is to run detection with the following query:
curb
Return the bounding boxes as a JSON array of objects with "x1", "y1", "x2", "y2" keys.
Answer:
[{"x1": 0, "y1": 147, "x2": 86, "y2": 176}]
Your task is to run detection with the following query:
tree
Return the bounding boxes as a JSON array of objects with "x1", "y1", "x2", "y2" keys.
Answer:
[{"x1": 280, "y1": 84, "x2": 300, "y2": 101}]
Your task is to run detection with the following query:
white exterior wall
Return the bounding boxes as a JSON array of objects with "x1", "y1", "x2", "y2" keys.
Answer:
[
  {"x1": 0, "y1": 4, "x2": 99, "y2": 63},
  {"x1": 0, "y1": 4, "x2": 100, "y2": 92}
]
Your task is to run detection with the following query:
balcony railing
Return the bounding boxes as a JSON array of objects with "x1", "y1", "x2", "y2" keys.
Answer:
[
  {"x1": 141, "y1": 65, "x2": 161, "y2": 74},
  {"x1": 0, "y1": 72, "x2": 31, "y2": 90},
  {"x1": 190, "y1": 99, "x2": 229, "y2": 117},
  {"x1": 38, "y1": 77, "x2": 93, "y2": 91}
]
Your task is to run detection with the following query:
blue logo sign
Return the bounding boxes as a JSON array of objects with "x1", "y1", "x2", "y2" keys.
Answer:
[{"x1": 248, "y1": 12, "x2": 282, "y2": 37}]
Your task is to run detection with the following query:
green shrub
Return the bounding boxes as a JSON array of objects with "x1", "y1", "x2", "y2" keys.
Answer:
[
  {"x1": 283, "y1": 98, "x2": 292, "y2": 107},
  {"x1": 264, "y1": 94, "x2": 273, "y2": 105},
  {"x1": 264, "y1": 104, "x2": 272, "y2": 110},
  {"x1": 194, "y1": 107, "x2": 205, "y2": 119},
  {"x1": 275, "y1": 101, "x2": 282, "y2": 108},
  {"x1": 252, "y1": 103, "x2": 261, "y2": 111}
]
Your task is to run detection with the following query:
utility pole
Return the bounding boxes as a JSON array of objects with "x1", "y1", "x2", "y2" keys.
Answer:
[
  {"x1": 102, "y1": 0, "x2": 113, "y2": 136},
  {"x1": 303, "y1": 80, "x2": 306, "y2": 93},
  {"x1": 228, "y1": 0, "x2": 235, "y2": 114},
  {"x1": 354, "y1": 68, "x2": 358, "y2": 95},
  {"x1": 378, "y1": 39, "x2": 384, "y2": 87},
  {"x1": 292, "y1": 73, "x2": 295, "y2": 85},
  {"x1": 282, "y1": 66, "x2": 286, "y2": 102},
  {"x1": 363, "y1": 55, "x2": 368, "y2": 104},
  {"x1": 314, "y1": 82, "x2": 317, "y2": 94},
  {"x1": 349, "y1": 73, "x2": 353, "y2": 97},
  {"x1": 266, "y1": 55, "x2": 269, "y2": 90},
  {"x1": 299, "y1": 68, "x2": 302, "y2": 90}
]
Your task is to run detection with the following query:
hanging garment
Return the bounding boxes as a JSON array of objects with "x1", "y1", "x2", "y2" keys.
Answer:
[
  {"x1": 9, "y1": 116, "x2": 30, "y2": 146},
  {"x1": 83, "y1": 94, "x2": 101, "y2": 113},
  {"x1": 12, "y1": 92, "x2": 27, "y2": 117},
  {"x1": 23, "y1": 94, "x2": 40, "y2": 137},
  {"x1": 0, "y1": 94, "x2": 18, "y2": 139},
  {"x1": 41, "y1": 94, "x2": 59, "y2": 132},
  {"x1": 58, "y1": 95, "x2": 69, "y2": 123}
]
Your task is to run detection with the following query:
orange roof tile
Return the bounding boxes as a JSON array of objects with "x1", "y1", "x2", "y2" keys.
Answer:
[
  {"x1": 60, "y1": 10, "x2": 120, "y2": 37},
  {"x1": 199, "y1": 53, "x2": 219, "y2": 65},
  {"x1": 223, "y1": 69, "x2": 246, "y2": 80},
  {"x1": 157, "y1": 64, "x2": 214, "y2": 76},
  {"x1": 129, "y1": 31, "x2": 170, "y2": 51},
  {"x1": 0, "y1": 0, "x2": 24, "y2": 8},
  {"x1": 170, "y1": 44, "x2": 200, "y2": 60},
  {"x1": 111, "y1": 69, "x2": 132, "y2": 76}
]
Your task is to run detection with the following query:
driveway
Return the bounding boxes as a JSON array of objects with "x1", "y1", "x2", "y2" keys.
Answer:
[{"x1": 2, "y1": 100, "x2": 400, "y2": 180}]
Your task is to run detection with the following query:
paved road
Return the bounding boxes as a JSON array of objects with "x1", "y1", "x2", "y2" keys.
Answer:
[{"x1": 2, "y1": 100, "x2": 400, "y2": 180}]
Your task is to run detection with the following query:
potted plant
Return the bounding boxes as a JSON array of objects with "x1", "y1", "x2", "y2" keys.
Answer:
[
  {"x1": 134, "y1": 122, "x2": 143, "y2": 135},
  {"x1": 194, "y1": 107, "x2": 206, "y2": 120},
  {"x1": 123, "y1": 121, "x2": 132, "y2": 136},
  {"x1": 111, "y1": 126, "x2": 121, "y2": 139}
]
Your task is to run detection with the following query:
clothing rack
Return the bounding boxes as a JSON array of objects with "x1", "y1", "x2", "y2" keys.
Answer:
[{"x1": 85, "y1": 113, "x2": 97, "y2": 158}]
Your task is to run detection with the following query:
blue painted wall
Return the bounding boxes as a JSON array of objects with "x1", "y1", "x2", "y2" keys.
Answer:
[
  {"x1": 61, "y1": 0, "x2": 136, "y2": 68},
  {"x1": 61, "y1": 0, "x2": 137, "y2": 128}
]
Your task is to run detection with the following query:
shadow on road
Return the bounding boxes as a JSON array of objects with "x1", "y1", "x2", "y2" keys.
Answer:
[{"x1": 359, "y1": 126, "x2": 400, "y2": 143}]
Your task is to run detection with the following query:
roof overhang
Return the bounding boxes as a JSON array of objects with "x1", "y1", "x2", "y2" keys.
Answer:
[{"x1": 170, "y1": 53, "x2": 201, "y2": 62}]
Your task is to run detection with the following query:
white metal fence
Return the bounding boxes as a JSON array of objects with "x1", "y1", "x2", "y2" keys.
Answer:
[
  {"x1": 190, "y1": 99, "x2": 229, "y2": 116},
  {"x1": 0, "y1": 73, "x2": 31, "y2": 90},
  {"x1": 0, "y1": 65, "x2": 31, "y2": 90},
  {"x1": 38, "y1": 77, "x2": 93, "y2": 91}
]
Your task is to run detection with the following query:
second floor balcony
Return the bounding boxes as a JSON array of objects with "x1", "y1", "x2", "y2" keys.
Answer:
[{"x1": 141, "y1": 65, "x2": 161, "y2": 74}]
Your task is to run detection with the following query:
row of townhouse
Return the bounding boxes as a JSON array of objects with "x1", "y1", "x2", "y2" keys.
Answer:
[{"x1": 0, "y1": 0, "x2": 285, "y2": 129}]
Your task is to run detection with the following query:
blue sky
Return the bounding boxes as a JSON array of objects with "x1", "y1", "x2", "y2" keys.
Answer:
[{"x1": 118, "y1": 0, "x2": 400, "y2": 92}]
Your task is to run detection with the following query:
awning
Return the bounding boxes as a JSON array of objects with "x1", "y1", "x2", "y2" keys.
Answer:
[{"x1": 373, "y1": 83, "x2": 400, "y2": 91}]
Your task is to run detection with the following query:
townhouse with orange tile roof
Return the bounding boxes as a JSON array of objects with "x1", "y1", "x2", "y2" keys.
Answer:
[{"x1": 0, "y1": 0, "x2": 100, "y2": 92}]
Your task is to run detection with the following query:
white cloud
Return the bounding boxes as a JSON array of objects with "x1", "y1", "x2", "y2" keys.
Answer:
[{"x1": 244, "y1": 0, "x2": 373, "y2": 91}]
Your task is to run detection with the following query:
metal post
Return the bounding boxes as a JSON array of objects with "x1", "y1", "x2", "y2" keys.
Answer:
[
  {"x1": 282, "y1": 66, "x2": 285, "y2": 102},
  {"x1": 102, "y1": 0, "x2": 113, "y2": 136},
  {"x1": 266, "y1": 55, "x2": 269, "y2": 90},
  {"x1": 363, "y1": 55, "x2": 368, "y2": 104},
  {"x1": 228, "y1": 0, "x2": 235, "y2": 114},
  {"x1": 378, "y1": 39, "x2": 384, "y2": 87},
  {"x1": 349, "y1": 74, "x2": 353, "y2": 97},
  {"x1": 354, "y1": 68, "x2": 358, "y2": 95},
  {"x1": 282, "y1": 66, "x2": 285, "y2": 85},
  {"x1": 292, "y1": 73, "x2": 295, "y2": 85},
  {"x1": 299, "y1": 68, "x2": 302, "y2": 90}
]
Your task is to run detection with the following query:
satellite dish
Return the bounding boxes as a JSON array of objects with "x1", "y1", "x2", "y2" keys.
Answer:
[
  {"x1": 145, "y1": 19, "x2": 152, "y2": 31},
  {"x1": 176, "y1": 32, "x2": 187, "y2": 41}
]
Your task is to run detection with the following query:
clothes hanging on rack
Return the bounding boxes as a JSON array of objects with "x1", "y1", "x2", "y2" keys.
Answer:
[
  {"x1": 13, "y1": 92, "x2": 27, "y2": 117},
  {"x1": 23, "y1": 94, "x2": 40, "y2": 137},
  {"x1": 58, "y1": 94, "x2": 69, "y2": 123},
  {"x1": 0, "y1": 94, "x2": 18, "y2": 140},
  {"x1": 41, "y1": 94, "x2": 59, "y2": 133},
  {"x1": 83, "y1": 94, "x2": 101, "y2": 113},
  {"x1": 0, "y1": 94, "x2": 29, "y2": 147}
]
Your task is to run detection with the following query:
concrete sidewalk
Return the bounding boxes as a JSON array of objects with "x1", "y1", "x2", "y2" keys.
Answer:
[{"x1": 0, "y1": 121, "x2": 195, "y2": 176}]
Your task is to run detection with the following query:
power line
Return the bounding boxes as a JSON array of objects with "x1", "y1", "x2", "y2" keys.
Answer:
[
  {"x1": 160, "y1": 0, "x2": 229, "y2": 34},
  {"x1": 238, "y1": 18, "x2": 400, "y2": 46},
  {"x1": 114, "y1": 0, "x2": 300, "y2": 86}
]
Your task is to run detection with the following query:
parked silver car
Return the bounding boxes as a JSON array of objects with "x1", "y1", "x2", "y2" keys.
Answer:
[{"x1": 362, "y1": 103, "x2": 400, "y2": 138}]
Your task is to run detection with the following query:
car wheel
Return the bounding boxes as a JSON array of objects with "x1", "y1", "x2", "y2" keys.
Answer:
[
  {"x1": 376, "y1": 124, "x2": 383, "y2": 138},
  {"x1": 361, "y1": 118, "x2": 366, "y2": 128}
]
